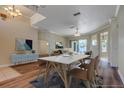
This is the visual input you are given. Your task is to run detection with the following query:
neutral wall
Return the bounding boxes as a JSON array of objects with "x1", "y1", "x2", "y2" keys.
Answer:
[
  {"x1": 38, "y1": 31, "x2": 68, "y2": 54},
  {"x1": 117, "y1": 6, "x2": 124, "y2": 80},
  {"x1": 109, "y1": 17, "x2": 118, "y2": 67},
  {"x1": 0, "y1": 17, "x2": 38, "y2": 65},
  {"x1": 38, "y1": 40, "x2": 49, "y2": 55}
]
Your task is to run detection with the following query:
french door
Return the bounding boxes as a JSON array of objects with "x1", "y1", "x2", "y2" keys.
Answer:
[
  {"x1": 71, "y1": 39, "x2": 87, "y2": 53},
  {"x1": 100, "y1": 31, "x2": 109, "y2": 60},
  {"x1": 71, "y1": 40, "x2": 78, "y2": 52},
  {"x1": 78, "y1": 39, "x2": 87, "y2": 53}
]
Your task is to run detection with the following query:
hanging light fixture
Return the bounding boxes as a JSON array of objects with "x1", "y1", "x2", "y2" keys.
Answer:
[
  {"x1": 74, "y1": 27, "x2": 80, "y2": 37},
  {"x1": 4, "y1": 5, "x2": 22, "y2": 18}
]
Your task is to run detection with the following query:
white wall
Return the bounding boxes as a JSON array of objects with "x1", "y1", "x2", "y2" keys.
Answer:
[
  {"x1": 38, "y1": 31, "x2": 68, "y2": 54},
  {"x1": 117, "y1": 6, "x2": 124, "y2": 80},
  {"x1": 0, "y1": 17, "x2": 38, "y2": 65},
  {"x1": 109, "y1": 17, "x2": 119, "y2": 67}
]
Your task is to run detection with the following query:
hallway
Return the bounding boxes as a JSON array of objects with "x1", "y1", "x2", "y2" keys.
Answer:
[{"x1": 99, "y1": 59, "x2": 124, "y2": 87}]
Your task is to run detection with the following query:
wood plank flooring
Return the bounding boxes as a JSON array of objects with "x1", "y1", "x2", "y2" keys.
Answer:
[
  {"x1": 0, "y1": 67, "x2": 21, "y2": 82},
  {"x1": 0, "y1": 62, "x2": 46, "y2": 88},
  {"x1": 98, "y1": 59, "x2": 124, "y2": 88},
  {"x1": 0, "y1": 60, "x2": 123, "y2": 88}
]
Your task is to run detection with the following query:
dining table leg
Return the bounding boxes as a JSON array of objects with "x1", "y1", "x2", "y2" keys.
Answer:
[
  {"x1": 44, "y1": 62, "x2": 51, "y2": 86},
  {"x1": 61, "y1": 64, "x2": 70, "y2": 88},
  {"x1": 44, "y1": 62, "x2": 70, "y2": 88}
]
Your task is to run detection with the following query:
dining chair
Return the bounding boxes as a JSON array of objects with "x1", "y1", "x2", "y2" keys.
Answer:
[
  {"x1": 85, "y1": 51, "x2": 92, "y2": 58},
  {"x1": 94, "y1": 56, "x2": 100, "y2": 75},
  {"x1": 79, "y1": 56, "x2": 101, "y2": 83},
  {"x1": 69, "y1": 58, "x2": 95, "y2": 88},
  {"x1": 79, "y1": 51, "x2": 92, "y2": 65},
  {"x1": 52, "y1": 50, "x2": 63, "y2": 56},
  {"x1": 79, "y1": 56, "x2": 98, "y2": 69},
  {"x1": 93, "y1": 56, "x2": 103, "y2": 84}
]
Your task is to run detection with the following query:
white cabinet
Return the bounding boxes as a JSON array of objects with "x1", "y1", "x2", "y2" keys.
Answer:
[{"x1": 11, "y1": 54, "x2": 39, "y2": 65}]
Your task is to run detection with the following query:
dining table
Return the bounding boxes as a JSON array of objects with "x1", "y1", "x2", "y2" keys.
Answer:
[{"x1": 38, "y1": 53, "x2": 89, "y2": 88}]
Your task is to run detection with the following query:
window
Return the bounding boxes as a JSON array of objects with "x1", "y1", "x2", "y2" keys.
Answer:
[
  {"x1": 100, "y1": 32, "x2": 108, "y2": 53},
  {"x1": 91, "y1": 35, "x2": 97, "y2": 46}
]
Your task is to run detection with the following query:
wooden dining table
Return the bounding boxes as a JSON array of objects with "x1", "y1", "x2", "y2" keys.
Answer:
[{"x1": 38, "y1": 53, "x2": 89, "y2": 88}]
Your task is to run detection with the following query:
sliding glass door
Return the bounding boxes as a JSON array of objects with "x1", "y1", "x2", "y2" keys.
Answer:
[
  {"x1": 78, "y1": 39, "x2": 87, "y2": 53},
  {"x1": 71, "y1": 39, "x2": 87, "y2": 53},
  {"x1": 71, "y1": 40, "x2": 78, "y2": 52}
]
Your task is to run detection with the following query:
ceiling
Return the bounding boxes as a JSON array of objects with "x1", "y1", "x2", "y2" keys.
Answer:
[
  {"x1": 33, "y1": 5, "x2": 116, "y2": 36},
  {"x1": 1, "y1": 5, "x2": 117, "y2": 36}
]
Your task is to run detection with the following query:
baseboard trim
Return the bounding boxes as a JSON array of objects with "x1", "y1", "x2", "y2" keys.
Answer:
[
  {"x1": 0, "y1": 64, "x2": 14, "y2": 68},
  {"x1": 0, "y1": 61, "x2": 38, "y2": 68},
  {"x1": 110, "y1": 63, "x2": 118, "y2": 67},
  {"x1": 0, "y1": 60, "x2": 38, "y2": 67},
  {"x1": 118, "y1": 70, "x2": 124, "y2": 84}
]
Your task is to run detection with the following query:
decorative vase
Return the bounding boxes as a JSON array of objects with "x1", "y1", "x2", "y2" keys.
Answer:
[{"x1": 32, "y1": 50, "x2": 35, "y2": 54}]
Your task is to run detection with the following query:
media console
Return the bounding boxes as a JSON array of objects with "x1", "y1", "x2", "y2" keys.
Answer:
[{"x1": 11, "y1": 54, "x2": 39, "y2": 65}]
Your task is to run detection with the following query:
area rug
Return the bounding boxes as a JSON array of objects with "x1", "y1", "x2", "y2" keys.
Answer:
[{"x1": 30, "y1": 72, "x2": 103, "y2": 88}]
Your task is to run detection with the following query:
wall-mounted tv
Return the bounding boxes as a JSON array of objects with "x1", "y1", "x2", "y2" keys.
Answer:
[{"x1": 16, "y1": 39, "x2": 33, "y2": 50}]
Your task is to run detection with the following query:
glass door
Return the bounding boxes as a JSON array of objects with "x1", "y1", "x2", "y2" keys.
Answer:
[
  {"x1": 71, "y1": 39, "x2": 87, "y2": 53},
  {"x1": 78, "y1": 39, "x2": 87, "y2": 53},
  {"x1": 71, "y1": 40, "x2": 78, "y2": 52},
  {"x1": 100, "y1": 31, "x2": 108, "y2": 60}
]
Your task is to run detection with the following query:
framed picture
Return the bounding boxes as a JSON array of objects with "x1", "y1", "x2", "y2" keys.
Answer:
[
  {"x1": 55, "y1": 42, "x2": 63, "y2": 49},
  {"x1": 16, "y1": 38, "x2": 33, "y2": 51}
]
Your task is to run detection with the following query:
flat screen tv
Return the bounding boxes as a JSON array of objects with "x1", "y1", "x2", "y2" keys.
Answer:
[{"x1": 16, "y1": 39, "x2": 33, "y2": 50}]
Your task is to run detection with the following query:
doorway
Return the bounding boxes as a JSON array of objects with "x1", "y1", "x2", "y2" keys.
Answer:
[
  {"x1": 78, "y1": 39, "x2": 87, "y2": 53},
  {"x1": 71, "y1": 39, "x2": 87, "y2": 53},
  {"x1": 71, "y1": 40, "x2": 78, "y2": 52},
  {"x1": 100, "y1": 31, "x2": 109, "y2": 61}
]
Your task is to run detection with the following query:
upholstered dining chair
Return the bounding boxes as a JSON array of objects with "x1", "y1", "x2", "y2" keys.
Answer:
[
  {"x1": 69, "y1": 58, "x2": 95, "y2": 88},
  {"x1": 79, "y1": 56, "x2": 99, "y2": 69},
  {"x1": 85, "y1": 51, "x2": 92, "y2": 58},
  {"x1": 52, "y1": 50, "x2": 63, "y2": 56},
  {"x1": 94, "y1": 56, "x2": 100, "y2": 75},
  {"x1": 79, "y1": 51, "x2": 92, "y2": 65},
  {"x1": 79, "y1": 56, "x2": 100, "y2": 82},
  {"x1": 93, "y1": 56, "x2": 103, "y2": 83}
]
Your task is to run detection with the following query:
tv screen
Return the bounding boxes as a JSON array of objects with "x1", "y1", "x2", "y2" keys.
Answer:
[{"x1": 16, "y1": 39, "x2": 33, "y2": 50}]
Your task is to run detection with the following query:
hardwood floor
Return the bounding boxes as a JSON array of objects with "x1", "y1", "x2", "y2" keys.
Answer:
[
  {"x1": 0, "y1": 60, "x2": 123, "y2": 88},
  {"x1": 0, "y1": 62, "x2": 46, "y2": 88},
  {"x1": 0, "y1": 67, "x2": 21, "y2": 82},
  {"x1": 98, "y1": 59, "x2": 124, "y2": 88}
]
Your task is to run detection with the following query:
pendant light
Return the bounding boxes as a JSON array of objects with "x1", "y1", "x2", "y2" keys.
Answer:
[{"x1": 74, "y1": 27, "x2": 80, "y2": 37}]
